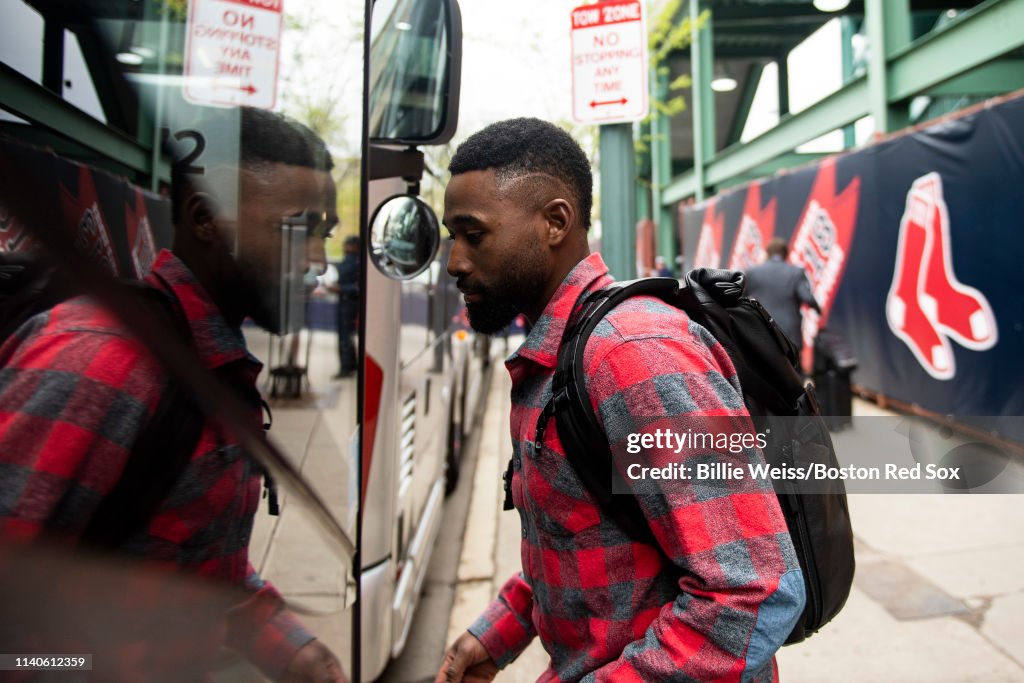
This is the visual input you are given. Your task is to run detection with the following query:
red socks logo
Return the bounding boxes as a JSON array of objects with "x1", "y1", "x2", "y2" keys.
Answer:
[{"x1": 886, "y1": 173, "x2": 998, "y2": 380}]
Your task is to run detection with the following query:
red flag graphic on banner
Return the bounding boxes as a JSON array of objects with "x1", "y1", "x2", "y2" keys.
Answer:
[
  {"x1": 126, "y1": 191, "x2": 157, "y2": 278},
  {"x1": 59, "y1": 165, "x2": 118, "y2": 276},
  {"x1": 693, "y1": 198, "x2": 725, "y2": 269},
  {"x1": 728, "y1": 182, "x2": 776, "y2": 271},
  {"x1": 787, "y1": 158, "x2": 861, "y2": 369}
]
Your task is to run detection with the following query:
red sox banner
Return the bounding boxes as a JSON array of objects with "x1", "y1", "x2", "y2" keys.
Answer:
[
  {"x1": 681, "y1": 92, "x2": 1024, "y2": 438},
  {"x1": 0, "y1": 138, "x2": 173, "y2": 279}
]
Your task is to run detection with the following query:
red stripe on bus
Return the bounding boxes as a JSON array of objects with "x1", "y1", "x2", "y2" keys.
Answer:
[{"x1": 362, "y1": 354, "x2": 384, "y2": 511}]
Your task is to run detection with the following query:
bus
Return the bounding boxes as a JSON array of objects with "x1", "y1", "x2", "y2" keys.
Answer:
[{"x1": 0, "y1": 0, "x2": 481, "y2": 680}]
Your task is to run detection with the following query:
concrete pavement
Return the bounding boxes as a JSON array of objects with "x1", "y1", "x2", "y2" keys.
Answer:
[{"x1": 449, "y1": 368, "x2": 1024, "y2": 682}]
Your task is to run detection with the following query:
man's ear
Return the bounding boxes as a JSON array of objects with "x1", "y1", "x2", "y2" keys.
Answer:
[
  {"x1": 184, "y1": 193, "x2": 218, "y2": 243},
  {"x1": 542, "y1": 198, "x2": 574, "y2": 246}
]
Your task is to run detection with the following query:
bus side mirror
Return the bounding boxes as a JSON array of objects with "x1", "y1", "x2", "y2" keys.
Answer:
[
  {"x1": 368, "y1": 0, "x2": 462, "y2": 146},
  {"x1": 368, "y1": 194, "x2": 440, "y2": 280}
]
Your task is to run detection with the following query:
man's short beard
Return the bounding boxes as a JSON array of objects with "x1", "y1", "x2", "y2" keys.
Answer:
[
  {"x1": 464, "y1": 246, "x2": 546, "y2": 335},
  {"x1": 466, "y1": 296, "x2": 522, "y2": 334}
]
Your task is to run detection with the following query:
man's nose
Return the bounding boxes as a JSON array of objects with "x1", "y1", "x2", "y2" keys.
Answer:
[{"x1": 446, "y1": 238, "x2": 470, "y2": 279}]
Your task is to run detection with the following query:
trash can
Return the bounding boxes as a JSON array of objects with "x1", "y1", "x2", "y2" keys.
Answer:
[{"x1": 813, "y1": 328, "x2": 858, "y2": 431}]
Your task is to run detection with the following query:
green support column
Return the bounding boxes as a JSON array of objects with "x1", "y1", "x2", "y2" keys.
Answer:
[
  {"x1": 636, "y1": 118, "x2": 652, "y2": 224},
  {"x1": 777, "y1": 52, "x2": 790, "y2": 117},
  {"x1": 650, "y1": 70, "x2": 677, "y2": 268},
  {"x1": 866, "y1": 0, "x2": 911, "y2": 133},
  {"x1": 599, "y1": 124, "x2": 637, "y2": 281},
  {"x1": 840, "y1": 16, "x2": 857, "y2": 149},
  {"x1": 688, "y1": 0, "x2": 713, "y2": 201}
]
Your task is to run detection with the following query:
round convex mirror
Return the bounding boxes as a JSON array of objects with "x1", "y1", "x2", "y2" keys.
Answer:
[{"x1": 369, "y1": 194, "x2": 440, "y2": 279}]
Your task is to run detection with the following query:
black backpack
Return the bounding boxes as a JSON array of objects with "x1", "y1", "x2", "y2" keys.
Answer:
[{"x1": 507, "y1": 268, "x2": 855, "y2": 645}]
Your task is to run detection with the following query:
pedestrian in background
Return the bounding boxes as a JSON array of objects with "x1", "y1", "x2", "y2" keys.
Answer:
[
  {"x1": 331, "y1": 235, "x2": 360, "y2": 378},
  {"x1": 744, "y1": 237, "x2": 821, "y2": 356}
]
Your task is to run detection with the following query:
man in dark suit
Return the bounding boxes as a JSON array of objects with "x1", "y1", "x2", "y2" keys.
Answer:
[
  {"x1": 331, "y1": 235, "x2": 360, "y2": 378},
  {"x1": 744, "y1": 237, "x2": 821, "y2": 354}
]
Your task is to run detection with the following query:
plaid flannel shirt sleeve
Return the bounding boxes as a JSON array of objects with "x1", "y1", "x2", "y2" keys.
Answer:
[
  {"x1": 468, "y1": 571, "x2": 538, "y2": 667},
  {"x1": 225, "y1": 566, "x2": 316, "y2": 679},
  {"x1": 583, "y1": 333, "x2": 805, "y2": 682}
]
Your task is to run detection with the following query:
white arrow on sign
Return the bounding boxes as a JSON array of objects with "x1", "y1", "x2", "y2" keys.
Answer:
[{"x1": 184, "y1": 0, "x2": 282, "y2": 109}]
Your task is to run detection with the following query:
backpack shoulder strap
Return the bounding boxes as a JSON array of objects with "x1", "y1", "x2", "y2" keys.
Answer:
[
  {"x1": 542, "y1": 277, "x2": 680, "y2": 541},
  {"x1": 80, "y1": 285, "x2": 205, "y2": 549}
]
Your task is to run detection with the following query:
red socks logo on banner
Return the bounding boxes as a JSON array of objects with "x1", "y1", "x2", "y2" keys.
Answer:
[{"x1": 886, "y1": 173, "x2": 998, "y2": 380}]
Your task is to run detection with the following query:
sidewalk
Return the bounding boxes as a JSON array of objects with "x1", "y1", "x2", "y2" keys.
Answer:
[{"x1": 449, "y1": 370, "x2": 1024, "y2": 681}]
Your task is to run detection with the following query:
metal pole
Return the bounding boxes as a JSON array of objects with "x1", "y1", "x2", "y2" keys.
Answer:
[
  {"x1": 599, "y1": 123, "x2": 637, "y2": 280},
  {"x1": 688, "y1": 0, "x2": 706, "y2": 201}
]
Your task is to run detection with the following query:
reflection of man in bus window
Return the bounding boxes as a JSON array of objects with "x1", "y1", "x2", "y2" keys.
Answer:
[
  {"x1": 0, "y1": 108, "x2": 346, "y2": 683},
  {"x1": 438, "y1": 118, "x2": 804, "y2": 683}
]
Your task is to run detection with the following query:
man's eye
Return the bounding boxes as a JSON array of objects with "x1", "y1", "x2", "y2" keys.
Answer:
[{"x1": 465, "y1": 232, "x2": 483, "y2": 245}]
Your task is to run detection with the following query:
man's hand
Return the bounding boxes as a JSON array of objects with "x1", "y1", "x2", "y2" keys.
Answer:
[
  {"x1": 434, "y1": 632, "x2": 498, "y2": 683},
  {"x1": 279, "y1": 639, "x2": 347, "y2": 683}
]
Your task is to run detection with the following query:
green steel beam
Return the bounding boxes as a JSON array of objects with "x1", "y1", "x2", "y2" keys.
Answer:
[
  {"x1": 698, "y1": 8, "x2": 716, "y2": 160},
  {"x1": 664, "y1": 75, "x2": 869, "y2": 204},
  {"x1": 889, "y1": 0, "x2": 1024, "y2": 102},
  {"x1": 599, "y1": 123, "x2": 637, "y2": 280},
  {"x1": 777, "y1": 52, "x2": 790, "y2": 116},
  {"x1": 688, "y1": 0, "x2": 708, "y2": 201},
  {"x1": 727, "y1": 62, "x2": 763, "y2": 148},
  {"x1": 663, "y1": 0, "x2": 1024, "y2": 204},
  {"x1": 925, "y1": 59, "x2": 1024, "y2": 97},
  {"x1": 650, "y1": 70, "x2": 676, "y2": 265},
  {"x1": 0, "y1": 61, "x2": 155, "y2": 176},
  {"x1": 840, "y1": 16, "x2": 857, "y2": 149},
  {"x1": 866, "y1": 0, "x2": 911, "y2": 133},
  {"x1": 715, "y1": 152, "x2": 829, "y2": 191}
]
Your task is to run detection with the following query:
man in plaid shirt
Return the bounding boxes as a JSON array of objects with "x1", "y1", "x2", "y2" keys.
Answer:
[
  {"x1": 0, "y1": 109, "x2": 344, "y2": 682},
  {"x1": 437, "y1": 119, "x2": 805, "y2": 682}
]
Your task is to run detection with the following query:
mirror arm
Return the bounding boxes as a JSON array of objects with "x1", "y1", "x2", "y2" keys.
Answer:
[{"x1": 369, "y1": 144, "x2": 424, "y2": 185}]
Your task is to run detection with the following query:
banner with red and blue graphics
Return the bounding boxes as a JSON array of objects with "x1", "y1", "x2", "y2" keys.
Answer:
[
  {"x1": 681, "y1": 92, "x2": 1024, "y2": 436},
  {"x1": 0, "y1": 138, "x2": 173, "y2": 279}
]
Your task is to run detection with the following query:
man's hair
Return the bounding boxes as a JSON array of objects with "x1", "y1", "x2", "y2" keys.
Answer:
[
  {"x1": 171, "y1": 107, "x2": 329, "y2": 223},
  {"x1": 765, "y1": 237, "x2": 789, "y2": 259},
  {"x1": 448, "y1": 118, "x2": 593, "y2": 230},
  {"x1": 240, "y1": 107, "x2": 330, "y2": 171}
]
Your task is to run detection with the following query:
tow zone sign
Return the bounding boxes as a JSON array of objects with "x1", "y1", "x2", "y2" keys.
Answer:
[
  {"x1": 571, "y1": 0, "x2": 648, "y2": 125},
  {"x1": 184, "y1": 0, "x2": 282, "y2": 109}
]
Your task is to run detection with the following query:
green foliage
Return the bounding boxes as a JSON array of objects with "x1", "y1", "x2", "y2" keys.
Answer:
[
  {"x1": 637, "y1": 1, "x2": 710, "y2": 181},
  {"x1": 156, "y1": 0, "x2": 188, "y2": 21}
]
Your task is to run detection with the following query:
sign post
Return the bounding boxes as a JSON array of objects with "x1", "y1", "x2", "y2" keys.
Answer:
[
  {"x1": 571, "y1": 0, "x2": 648, "y2": 280},
  {"x1": 184, "y1": 0, "x2": 283, "y2": 110}
]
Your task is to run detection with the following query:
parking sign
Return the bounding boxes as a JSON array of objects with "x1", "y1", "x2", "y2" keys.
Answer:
[{"x1": 571, "y1": 0, "x2": 649, "y2": 125}]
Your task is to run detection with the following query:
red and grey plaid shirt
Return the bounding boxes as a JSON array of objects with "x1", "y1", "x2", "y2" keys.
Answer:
[
  {"x1": 0, "y1": 250, "x2": 312, "y2": 679},
  {"x1": 469, "y1": 253, "x2": 805, "y2": 682}
]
